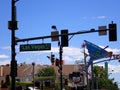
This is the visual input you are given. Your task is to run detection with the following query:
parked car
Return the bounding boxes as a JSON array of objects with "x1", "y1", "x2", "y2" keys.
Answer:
[{"x1": 28, "y1": 87, "x2": 39, "y2": 90}]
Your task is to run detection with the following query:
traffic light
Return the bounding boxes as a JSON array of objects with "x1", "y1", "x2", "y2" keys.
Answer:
[
  {"x1": 51, "y1": 54, "x2": 55, "y2": 61},
  {"x1": 51, "y1": 54, "x2": 55, "y2": 65},
  {"x1": 61, "y1": 30, "x2": 68, "y2": 47},
  {"x1": 55, "y1": 59, "x2": 60, "y2": 66},
  {"x1": 109, "y1": 23, "x2": 117, "y2": 41}
]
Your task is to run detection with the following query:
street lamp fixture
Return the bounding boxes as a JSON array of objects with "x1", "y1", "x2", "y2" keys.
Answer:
[{"x1": 51, "y1": 25, "x2": 57, "y2": 30}]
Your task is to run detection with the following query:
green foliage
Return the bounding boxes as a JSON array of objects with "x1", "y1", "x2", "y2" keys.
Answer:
[
  {"x1": 93, "y1": 66, "x2": 106, "y2": 78},
  {"x1": 36, "y1": 66, "x2": 56, "y2": 77},
  {"x1": 93, "y1": 66, "x2": 119, "y2": 90}
]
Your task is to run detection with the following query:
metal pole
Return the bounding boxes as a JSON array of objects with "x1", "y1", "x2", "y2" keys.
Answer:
[
  {"x1": 59, "y1": 44, "x2": 63, "y2": 90},
  {"x1": 9, "y1": 0, "x2": 18, "y2": 90},
  {"x1": 32, "y1": 62, "x2": 35, "y2": 90},
  {"x1": 11, "y1": 0, "x2": 16, "y2": 89},
  {"x1": 16, "y1": 29, "x2": 109, "y2": 43},
  {"x1": 91, "y1": 61, "x2": 94, "y2": 89}
]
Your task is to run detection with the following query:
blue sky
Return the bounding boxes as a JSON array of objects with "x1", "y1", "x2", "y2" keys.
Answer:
[{"x1": 0, "y1": 0, "x2": 120, "y2": 87}]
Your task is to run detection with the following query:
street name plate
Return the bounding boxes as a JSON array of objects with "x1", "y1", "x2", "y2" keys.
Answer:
[{"x1": 20, "y1": 43, "x2": 51, "y2": 52}]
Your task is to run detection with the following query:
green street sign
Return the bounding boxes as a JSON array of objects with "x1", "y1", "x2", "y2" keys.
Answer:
[{"x1": 20, "y1": 43, "x2": 51, "y2": 52}]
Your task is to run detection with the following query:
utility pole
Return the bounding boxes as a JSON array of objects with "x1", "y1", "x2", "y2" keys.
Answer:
[{"x1": 8, "y1": 0, "x2": 18, "y2": 90}]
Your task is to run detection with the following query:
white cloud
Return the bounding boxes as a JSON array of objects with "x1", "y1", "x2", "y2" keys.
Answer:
[
  {"x1": 59, "y1": 47, "x2": 89, "y2": 64},
  {"x1": 63, "y1": 47, "x2": 84, "y2": 61},
  {"x1": 97, "y1": 16, "x2": 107, "y2": 19},
  {"x1": 63, "y1": 56, "x2": 73, "y2": 63},
  {"x1": 2, "y1": 46, "x2": 11, "y2": 50},
  {"x1": 63, "y1": 47, "x2": 82, "y2": 56},
  {"x1": 0, "y1": 54, "x2": 9, "y2": 59},
  {"x1": 82, "y1": 16, "x2": 107, "y2": 20},
  {"x1": 106, "y1": 48, "x2": 120, "y2": 54},
  {"x1": 0, "y1": 60, "x2": 10, "y2": 65},
  {"x1": 99, "y1": 45, "x2": 120, "y2": 54}
]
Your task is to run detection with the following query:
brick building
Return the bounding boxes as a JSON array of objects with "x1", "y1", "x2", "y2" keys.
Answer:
[{"x1": 0, "y1": 63, "x2": 85, "y2": 83}]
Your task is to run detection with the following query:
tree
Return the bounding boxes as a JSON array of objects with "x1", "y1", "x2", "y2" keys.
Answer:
[
  {"x1": 36, "y1": 66, "x2": 56, "y2": 77},
  {"x1": 92, "y1": 66, "x2": 119, "y2": 90}
]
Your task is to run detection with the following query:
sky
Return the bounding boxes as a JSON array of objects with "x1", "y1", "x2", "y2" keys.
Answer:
[{"x1": 0, "y1": 0, "x2": 120, "y2": 87}]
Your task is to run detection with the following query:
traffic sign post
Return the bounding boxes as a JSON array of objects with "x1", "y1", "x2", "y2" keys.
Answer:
[{"x1": 20, "y1": 43, "x2": 51, "y2": 52}]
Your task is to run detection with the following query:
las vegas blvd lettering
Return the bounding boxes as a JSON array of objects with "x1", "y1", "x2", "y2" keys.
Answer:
[{"x1": 20, "y1": 43, "x2": 51, "y2": 51}]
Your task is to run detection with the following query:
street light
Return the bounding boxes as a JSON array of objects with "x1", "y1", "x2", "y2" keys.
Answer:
[{"x1": 51, "y1": 25, "x2": 57, "y2": 30}]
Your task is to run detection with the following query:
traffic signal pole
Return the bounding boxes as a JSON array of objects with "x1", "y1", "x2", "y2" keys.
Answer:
[
  {"x1": 11, "y1": 0, "x2": 15, "y2": 89},
  {"x1": 8, "y1": 0, "x2": 18, "y2": 90},
  {"x1": 11, "y1": 1, "x2": 16, "y2": 89},
  {"x1": 11, "y1": 1, "x2": 16, "y2": 90}
]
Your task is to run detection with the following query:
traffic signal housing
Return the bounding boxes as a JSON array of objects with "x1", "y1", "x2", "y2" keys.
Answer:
[
  {"x1": 55, "y1": 59, "x2": 64, "y2": 66},
  {"x1": 51, "y1": 54, "x2": 55, "y2": 61},
  {"x1": 55, "y1": 59, "x2": 60, "y2": 66},
  {"x1": 61, "y1": 30, "x2": 68, "y2": 47},
  {"x1": 51, "y1": 54, "x2": 55, "y2": 65},
  {"x1": 109, "y1": 23, "x2": 117, "y2": 41}
]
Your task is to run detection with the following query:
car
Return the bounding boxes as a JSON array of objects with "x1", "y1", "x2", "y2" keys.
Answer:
[{"x1": 28, "y1": 87, "x2": 39, "y2": 90}]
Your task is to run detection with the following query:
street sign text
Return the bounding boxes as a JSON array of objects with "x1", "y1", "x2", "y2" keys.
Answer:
[{"x1": 20, "y1": 43, "x2": 51, "y2": 52}]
